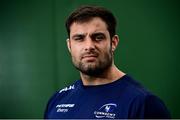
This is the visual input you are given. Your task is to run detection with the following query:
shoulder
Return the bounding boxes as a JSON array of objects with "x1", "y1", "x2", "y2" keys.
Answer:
[
  {"x1": 44, "y1": 80, "x2": 81, "y2": 116},
  {"x1": 122, "y1": 75, "x2": 151, "y2": 98},
  {"x1": 123, "y1": 75, "x2": 170, "y2": 118},
  {"x1": 50, "y1": 80, "x2": 81, "y2": 101},
  {"x1": 144, "y1": 95, "x2": 171, "y2": 118}
]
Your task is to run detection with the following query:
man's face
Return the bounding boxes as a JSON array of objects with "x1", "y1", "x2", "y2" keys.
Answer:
[{"x1": 67, "y1": 17, "x2": 116, "y2": 76}]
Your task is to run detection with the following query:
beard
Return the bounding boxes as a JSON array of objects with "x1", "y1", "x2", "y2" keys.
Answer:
[{"x1": 71, "y1": 49, "x2": 113, "y2": 76}]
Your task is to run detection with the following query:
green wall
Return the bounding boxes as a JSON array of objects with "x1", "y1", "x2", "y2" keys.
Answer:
[{"x1": 0, "y1": 0, "x2": 179, "y2": 118}]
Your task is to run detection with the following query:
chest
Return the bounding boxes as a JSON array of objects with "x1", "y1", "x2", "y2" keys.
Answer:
[{"x1": 47, "y1": 91, "x2": 135, "y2": 119}]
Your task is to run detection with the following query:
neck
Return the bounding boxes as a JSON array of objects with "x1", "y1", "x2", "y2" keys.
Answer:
[{"x1": 80, "y1": 64, "x2": 125, "y2": 86}]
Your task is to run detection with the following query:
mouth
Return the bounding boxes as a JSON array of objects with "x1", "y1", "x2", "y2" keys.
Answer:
[{"x1": 82, "y1": 54, "x2": 98, "y2": 61}]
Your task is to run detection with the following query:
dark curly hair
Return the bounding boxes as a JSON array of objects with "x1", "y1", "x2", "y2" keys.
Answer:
[{"x1": 65, "y1": 5, "x2": 117, "y2": 39}]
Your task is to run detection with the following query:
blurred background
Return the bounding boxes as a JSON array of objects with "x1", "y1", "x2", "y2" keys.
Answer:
[{"x1": 0, "y1": 0, "x2": 179, "y2": 118}]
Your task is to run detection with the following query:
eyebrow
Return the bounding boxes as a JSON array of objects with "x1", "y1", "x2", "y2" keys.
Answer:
[
  {"x1": 90, "y1": 32, "x2": 106, "y2": 37},
  {"x1": 71, "y1": 33, "x2": 86, "y2": 39},
  {"x1": 71, "y1": 32, "x2": 106, "y2": 39}
]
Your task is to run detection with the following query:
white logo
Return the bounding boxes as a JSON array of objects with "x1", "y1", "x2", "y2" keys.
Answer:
[
  {"x1": 94, "y1": 103, "x2": 117, "y2": 119},
  {"x1": 59, "y1": 85, "x2": 74, "y2": 93},
  {"x1": 56, "y1": 104, "x2": 75, "y2": 113},
  {"x1": 105, "y1": 105, "x2": 111, "y2": 112}
]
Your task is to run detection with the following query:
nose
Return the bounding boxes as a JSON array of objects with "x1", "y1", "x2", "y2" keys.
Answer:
[{"x1": 84, "y1": 37, "x2": 95, "y2": 51}]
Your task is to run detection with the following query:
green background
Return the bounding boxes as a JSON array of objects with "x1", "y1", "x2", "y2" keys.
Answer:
[{"x1": 0, "y1": 0, "x2": 179, "y2": 118}]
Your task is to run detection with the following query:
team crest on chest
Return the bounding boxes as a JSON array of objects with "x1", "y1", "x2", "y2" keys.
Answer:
[{"x1": 94, "y1": 103, "x2": 117, "y2": 119}]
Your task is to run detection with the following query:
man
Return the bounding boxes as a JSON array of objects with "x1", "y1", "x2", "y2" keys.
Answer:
[{"x1": 44, "y1": 5, "x2": 170, "y2": 119}]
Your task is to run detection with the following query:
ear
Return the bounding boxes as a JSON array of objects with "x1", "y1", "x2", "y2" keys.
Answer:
[
  {"x1": 67, "y1": 38, "x2": 71, "y2": 53},
  {"x1": 111, "y1": 35, "x2": 119, "y2": 52}
]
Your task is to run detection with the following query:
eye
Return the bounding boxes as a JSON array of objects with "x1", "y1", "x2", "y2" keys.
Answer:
[
  {"x1": 72, "y1": 35, "x2": 84, "y2": 41},
  {"x1": 96, "y1": 35, "x2": 104, "y2": 40},
  {"x1": 74, "y1": 37, "x2": 82, "y2": 41},
  {"x1": 91, "y1": 33, "x2": 106, "y2": 41},
  {"x1": 95, "y1": 35, "x2": 105, "y2": 41}
]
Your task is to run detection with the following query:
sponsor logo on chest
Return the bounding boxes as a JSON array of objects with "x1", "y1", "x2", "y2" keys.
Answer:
[
  {"x1": 56, "y1": 104, "x2": 75, "y2": 113},
  {"x1": 55, "y1": 102, "x2": 117, "y2": 119}
]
